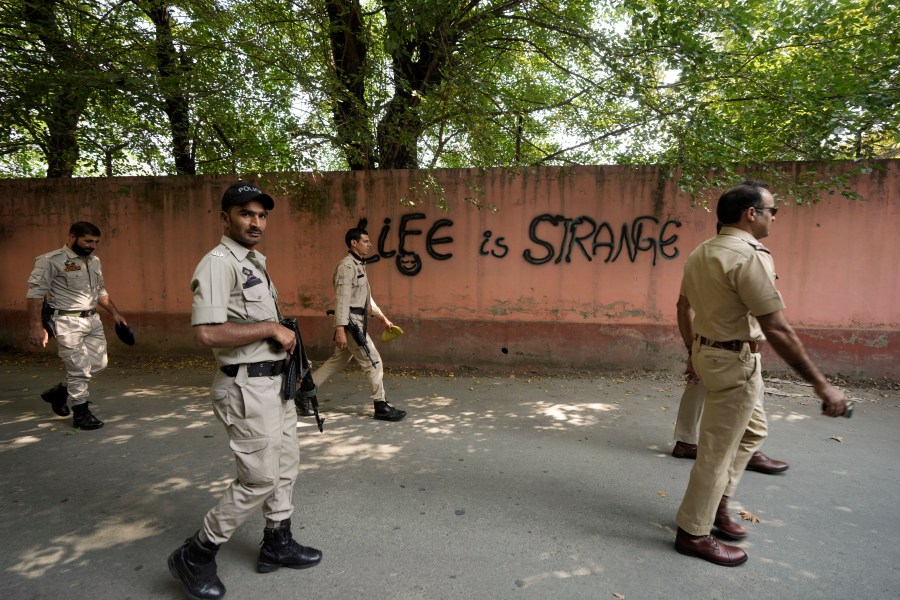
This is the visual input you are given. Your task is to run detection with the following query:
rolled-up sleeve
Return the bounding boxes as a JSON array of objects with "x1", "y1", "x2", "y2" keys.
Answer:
[
  {"x1": 332, "y1": 262, "x2": 354, "y2": 327},
  {"x1": 25, "y1": 255, "x2": 52, "y2": 300},
  {"x1": 191, "y1": 254, "x2": 233, "y2": 325},
  {"x1": 96, "y1": 261, "x2": 109, "y2": 298}
]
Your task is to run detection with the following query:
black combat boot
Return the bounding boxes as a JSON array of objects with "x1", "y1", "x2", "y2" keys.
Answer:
[
  {"x1": 72, "y1": 401, "x2": 104, "y2": 430},
  {"x1": 168, "y1": 532, "x2": 226, "y2": 600},
  {"x1": 257, "y1": 519, "x2": 322, "y2": 573},
  {"x1": 41, "y1": 383, "x2": 69, "y2": 417},
  {"x1": 373, "y1": 400, "x2": 406, "y2": 422}
]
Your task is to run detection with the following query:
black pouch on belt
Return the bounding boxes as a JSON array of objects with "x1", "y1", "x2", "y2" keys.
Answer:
[{"x1": 41, "y1": 299, "x2": 55, "y2": 338}]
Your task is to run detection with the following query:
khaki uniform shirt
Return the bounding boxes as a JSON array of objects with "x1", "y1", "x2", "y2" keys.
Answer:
[
  {"x1": 191, "y1": 236, "x2": 285, "y2": 366},
  {"x1": 680, "y1": 227, "x2": 785, "y2": 342},
  {"x1": 332, "y1": 253, "x2": 383, "y2": 328},
  {"x1": 26, "y1": 245, "x2": 108, "y2": 310}
]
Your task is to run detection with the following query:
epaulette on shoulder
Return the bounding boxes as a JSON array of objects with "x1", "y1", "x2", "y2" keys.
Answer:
[
  {"x1": 745, "y1": 239, "x2": 771, "y2": 253},
  {"x1": 209, "y1": 244, "x2": 227, "y2": 259},
  {"x1": 37, "y1": 248, "x2": 66, "y2": 261}
]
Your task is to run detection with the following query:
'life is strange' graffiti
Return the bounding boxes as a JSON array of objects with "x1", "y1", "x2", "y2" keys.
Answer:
[{"x1": 375, "y1": 212, "x2": 682, "y2": 276}]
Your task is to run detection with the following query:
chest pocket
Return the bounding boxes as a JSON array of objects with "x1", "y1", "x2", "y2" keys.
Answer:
[
  {"x1": 63, "y1": 269, "x2": 91, "y2": 291},
  {"x1": 241, "y1": 285, "x2": 276, "y2": 322},
  {"x1": 351, "y1": 267, "x2": 367, "y2": 289}
]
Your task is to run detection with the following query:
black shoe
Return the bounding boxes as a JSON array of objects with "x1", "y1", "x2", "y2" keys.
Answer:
[
  {"x1": 167, "y1": 532, "x2": 226, "y2": 600},
  {"x1": 41, "y1": 383, "x2": 69, "y2": 417},
  {"x1": 72, "y1": 402, "x2": 104, "y2": 430},
  {"x1": 373, "y1": 401, "x2": 406, "y2": 422},
  {"x1": 257, "y1": 519, "x2": 322, "y2": 573}
]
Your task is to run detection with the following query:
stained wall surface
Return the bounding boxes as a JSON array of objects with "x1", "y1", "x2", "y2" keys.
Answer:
[{"x1": 1, "y1": 163, "x2": 897, "y2": 378}]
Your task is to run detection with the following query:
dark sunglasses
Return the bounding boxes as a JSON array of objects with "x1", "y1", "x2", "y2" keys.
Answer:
[{"x1": 755, "y1": 206, "x2": 778, "y2": 216}]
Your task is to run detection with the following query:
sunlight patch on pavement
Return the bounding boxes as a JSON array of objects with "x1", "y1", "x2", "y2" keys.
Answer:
[
  {"x1": 0, "y1": 435, "x2": 42, "y2": 453},
  {"x1": 8, "y1": 517, "x2": 162, "y2": 579}
]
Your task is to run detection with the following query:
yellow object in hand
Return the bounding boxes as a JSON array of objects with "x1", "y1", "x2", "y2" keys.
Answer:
[{"x1": 381, "y1": 325, "x2": 404, "y2": 342}]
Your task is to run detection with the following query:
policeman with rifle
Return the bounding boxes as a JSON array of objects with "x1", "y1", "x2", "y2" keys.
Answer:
[{"x1": 301, "y1": 223, "x2": 407, "y2": 422}]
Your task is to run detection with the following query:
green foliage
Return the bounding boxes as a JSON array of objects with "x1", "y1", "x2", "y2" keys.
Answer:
[{"x1": 0, "y1": 0, "x2": 896, "y2": 204}]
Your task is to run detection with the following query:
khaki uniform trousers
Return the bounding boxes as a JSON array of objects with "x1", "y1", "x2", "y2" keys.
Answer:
[
  {"x1": 53, "y1": 313, "x2": 108, "y2": 405},
  {"x1": 673, "y1": 381, "x2": 705, "y2": 445},
  {"x1": 676, "y1": 342, "x2": 768, "y2": 536},
  {"x1": 202, "y1": 367, "x2": 299, "y2": 545},
  {"x1": 312, "y1": 333, "x2": 385, "y2": 402}
]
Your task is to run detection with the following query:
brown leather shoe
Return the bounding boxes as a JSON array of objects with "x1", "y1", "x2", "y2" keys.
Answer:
[
  {"x1": 713, "y1": 495, "x2": 748, "y2": 540},
  {"x1": 671, "y1": 441, "x2": 697, "y2": 459},
  {"x1": 675, "y1": 528, "x2": 748, "y2": 566},
  {"x1": 746, "y1": 451, "x2": 789, "y2": 474}
]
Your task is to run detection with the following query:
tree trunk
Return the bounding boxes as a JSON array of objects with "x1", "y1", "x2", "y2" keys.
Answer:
[
  {"x1": 25, "y1": 0, "x2": 88, "y2": 178},
  {"x1": 140, "y1": 0, "x2": 195, "y2": 175},
  {"x1": 326, "y1": 0, "x2": 375, "y2": 170}
]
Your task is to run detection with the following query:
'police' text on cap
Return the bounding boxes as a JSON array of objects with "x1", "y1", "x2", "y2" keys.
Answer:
[{"x1": 221, "y1": 182, "x2": 274, "y2": 211}]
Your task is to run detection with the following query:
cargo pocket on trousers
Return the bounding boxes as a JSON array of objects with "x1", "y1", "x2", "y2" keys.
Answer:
[{"x1": 229, "y1": 437, "x2": 274, "y2": 486}]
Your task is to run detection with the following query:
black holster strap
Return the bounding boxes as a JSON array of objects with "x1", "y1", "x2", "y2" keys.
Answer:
[
  {"x1": 220, "y1": 360, "x2": 285, "y2": 378},
  {"x1": 349, "y1": 307, "x2": 366, "y2": 315}
]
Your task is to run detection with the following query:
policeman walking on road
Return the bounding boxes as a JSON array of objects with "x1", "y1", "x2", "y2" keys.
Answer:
[
  {"x1": 26, "y1": 221, "x2": 128, "y2": 430},
  {"x1": 303, "y1": 225, "x2": 406, "y2": 422},
  {"x1": 673, "y1": 181, "x2": 848, "y2": 566},
  {"x1": 167, "y1": 182, "x2": 321, "y2": 600}
]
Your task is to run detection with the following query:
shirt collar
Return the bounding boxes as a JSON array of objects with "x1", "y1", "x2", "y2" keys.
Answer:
[
  {"x1": 220, "y1": 235, "x2": 260, "y2": 262},
  {"x1": 719, "y1": 226, "x2": 768, "y2": 251}
]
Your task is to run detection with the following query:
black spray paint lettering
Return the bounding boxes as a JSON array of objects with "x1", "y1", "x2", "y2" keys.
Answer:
[
  {"x1": 522, "y1": 214, "x2": 681, "y2": 266},
  {"x1": 479, "y1": 231, "x2": 509, "y2": 258},
  {"x1": 377, "y1": 213, "x2": 455, "y2": 277}
]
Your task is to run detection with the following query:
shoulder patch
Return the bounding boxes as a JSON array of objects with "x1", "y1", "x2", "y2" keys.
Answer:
[{"x1": 210, "y1": 250, "x2": 225, "y2": 257}]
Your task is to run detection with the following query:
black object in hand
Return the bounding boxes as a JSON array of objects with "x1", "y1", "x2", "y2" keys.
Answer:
[{"x1": 115, "y1": 322, "x2": 136, "y2": 346}]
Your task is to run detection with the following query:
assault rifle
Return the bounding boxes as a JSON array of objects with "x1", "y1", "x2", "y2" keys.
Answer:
[
  {"x1": 281, "y1": 318, "x2": 324, "y2": 432},
  {"x1": 326, "y1": 309, "x2": 378, "y2": 369}
]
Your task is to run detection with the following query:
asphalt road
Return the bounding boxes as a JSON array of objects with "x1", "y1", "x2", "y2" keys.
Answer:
[{"x1": 1, "y1": 355, "x2": 897, "y2": 600}]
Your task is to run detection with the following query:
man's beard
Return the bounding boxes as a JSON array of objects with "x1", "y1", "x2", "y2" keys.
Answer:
[{"x1": 72, "y1": 243, "x2": 94, "y2": 256}]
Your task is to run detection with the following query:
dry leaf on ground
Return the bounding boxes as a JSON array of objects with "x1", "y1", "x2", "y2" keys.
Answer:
[
  {"x1": 738, "y1": 511, "x2": 760, "y2": 523},
  {"x1": 830, "y1": 436, "x2": 844, "y2": 443}
]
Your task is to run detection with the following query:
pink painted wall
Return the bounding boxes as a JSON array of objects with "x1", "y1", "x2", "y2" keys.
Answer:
[{"x1": 1, "y1": 163, "x2": 897, "y2": 378}]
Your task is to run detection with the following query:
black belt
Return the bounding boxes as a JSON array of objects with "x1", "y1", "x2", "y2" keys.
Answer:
[
  {"x1": 54, "y1": 308, "x2": 97, "y2": 317},
  {"x1": 220, "y1": 360, "x2": 285, "y2": 378},
  {"x1": 349, "y1": 307, "x2": 366, "y2": 315},
  {"x1": 698, "y1": 335, "x2": 761, "y2": 353}
]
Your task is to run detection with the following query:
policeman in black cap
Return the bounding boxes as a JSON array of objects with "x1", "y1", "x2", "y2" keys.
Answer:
[{"x1": 168, "y1": 182, "x2": 321, "y2": 600}]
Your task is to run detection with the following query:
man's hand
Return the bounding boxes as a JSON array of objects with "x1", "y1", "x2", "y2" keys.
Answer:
[
  {"x1": 335, "y1": 326, "x2": 348, "y2": 350},
  {"x1": 28, "y1": 322, "x2": 48, "y2": 348},
  {"x1": 273, "y1": 324, "x2": 297, "y2": 354},
  {"x1": 683, "y1": 355, "x2": 700, "y2": 385},
  {"x1": 817, "y1": 383, "x2": 849, "y2": 417}
]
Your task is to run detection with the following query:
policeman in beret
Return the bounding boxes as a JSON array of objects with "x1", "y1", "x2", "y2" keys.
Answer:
[{"x1": 26, "y1": 221, "x2": 128, "y2": 430}]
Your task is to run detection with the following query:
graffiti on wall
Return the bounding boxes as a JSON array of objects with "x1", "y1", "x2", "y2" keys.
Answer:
[{"x1": 375, "y1": 212, "x2": 682, "y2": 276}]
